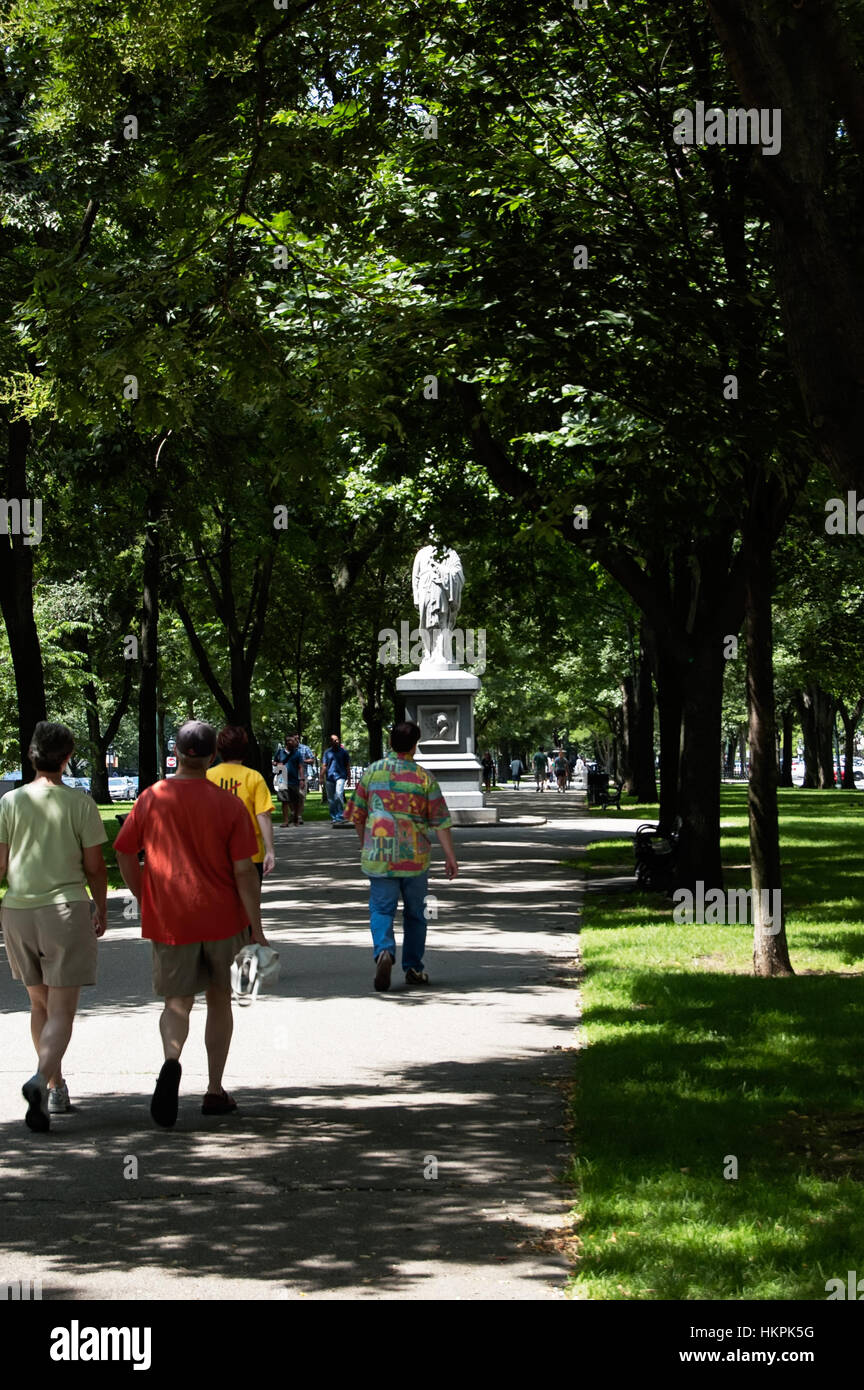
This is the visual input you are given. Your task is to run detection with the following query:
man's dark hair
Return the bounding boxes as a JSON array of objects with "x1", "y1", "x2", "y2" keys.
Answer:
[
  {"x1": 28, "y1": 721, "x2": 75, "y2": 773},
  {"x1": 176, "y1": 720, "x2": 217, "y2": 760},
  {"x1": 216, "y1": 725, "x2": 249, "y2": 760},
  {"x1": 390, "y1": 720, "x2": 421, "y2": 754}
]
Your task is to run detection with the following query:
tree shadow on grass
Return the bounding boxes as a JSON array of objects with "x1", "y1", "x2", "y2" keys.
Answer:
[{"x1": 574, "y1": 968, "x2": 864, "y2": 1299}]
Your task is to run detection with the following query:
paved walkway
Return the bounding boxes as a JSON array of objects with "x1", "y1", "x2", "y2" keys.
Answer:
[{"x1": 0, "y1": 789, "x2": 641, "y2": 1301}]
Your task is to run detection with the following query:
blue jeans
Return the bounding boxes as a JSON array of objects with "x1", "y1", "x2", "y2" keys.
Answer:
[
  {"x1": 326, "y1": 776, "x2": 346, "y2": 820},
  {"x1": 367, "y1": 873, "x2": 428, "y2": 973}
]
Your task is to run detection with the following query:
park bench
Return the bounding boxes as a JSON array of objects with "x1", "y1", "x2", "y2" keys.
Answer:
[
  {"x1": 633, "y1": 816, "x2": 682, "y2": 890},
  {"x1": 596, "y1": 780, "x2": 623, "y2": 811}
]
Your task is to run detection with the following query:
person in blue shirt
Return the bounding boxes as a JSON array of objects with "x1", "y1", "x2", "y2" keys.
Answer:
[
  {"x1": 296, "y1": 739, "x2": 316, "y2": 789},
  {"x1": 322, "y1": 734, "x2": 351, "y2": 825},
  {"x1": 276, "y1": 733, "x2": 315, "y2": 823}
]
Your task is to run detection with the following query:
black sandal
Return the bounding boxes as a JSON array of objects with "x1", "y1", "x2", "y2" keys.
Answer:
[{"x1": 151, "y1": 1059, "x2": 182, "y2": 1127}]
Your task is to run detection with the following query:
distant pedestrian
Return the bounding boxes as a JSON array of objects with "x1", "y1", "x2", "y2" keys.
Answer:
[
  {"x1": 114, "y1": 721, "x2": 270, "y2": 1127},
  {"x1": 554, "y1": 750, "x2": 569, "y2": 793},
  {"x1": 296, "y1": 737, "x2": 316, "y2": 777},
  {"x1": 272, "y1": 758, "x2": 290, "y2": 824},
  {"x1": 481, "y1": 751, "x2": 494, "y2": 791},
  {"x1": 276, "y1": 734, "x2": 307, "y2": 826},
  {"x1": 344, "y1": 720, "x2": 457, "y2": 992},
  {"x1": 532, "y1": 748, "x2": 547, "y2": 792},
  {"x1": 207, "y1": 726, "x2": 275, "y2": 878},
  {"x1": 0, "y1": 722, "x2": 108, "y2": 1132},
  {"x1": 510, "y1": 755, "x2": 524, "y2": 788},
  {"x1": 322, "y1": 734, "x2": 351, "y2": 825}
]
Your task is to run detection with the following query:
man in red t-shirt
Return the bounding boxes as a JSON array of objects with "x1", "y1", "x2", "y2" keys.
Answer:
[{"x1": 114, "y1": 721, "x2": 270, "y2": 1128}]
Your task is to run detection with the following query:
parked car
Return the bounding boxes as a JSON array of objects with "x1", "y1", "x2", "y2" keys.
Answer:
[
  {"x1": 61, "y1": 775, "x2": 91, "y2": 792},
  {"x1": 108, "y1": 775, "x2": 138, "y2": 800}
]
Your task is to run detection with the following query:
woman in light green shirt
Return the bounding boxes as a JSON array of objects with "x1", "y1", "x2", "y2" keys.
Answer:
[{"x1": 0, "y1": 721, "x2": 108, "y2": 1132}]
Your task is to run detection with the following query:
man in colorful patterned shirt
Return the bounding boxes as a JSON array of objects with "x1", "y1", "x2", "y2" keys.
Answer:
[{"x1": 344, "y1": 720, "x2": 458, "y2": 992}]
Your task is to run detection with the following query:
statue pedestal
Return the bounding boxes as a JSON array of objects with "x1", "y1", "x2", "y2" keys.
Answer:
[{"x1": 396, "y1": 668, "x2": 499, "y2": 825}]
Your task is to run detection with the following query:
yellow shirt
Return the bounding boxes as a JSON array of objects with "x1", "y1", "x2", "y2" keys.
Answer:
[{"x1": 206, "y1": 763, "x2": 273, "y2": 862}]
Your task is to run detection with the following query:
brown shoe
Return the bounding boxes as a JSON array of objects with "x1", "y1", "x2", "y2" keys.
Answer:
[
  {"x1": 201, "y1": 1090, "x2": 238, "y2": 1115},
  {"x1": 374, "y1": 951, "x2": 394, "y2": 992}
]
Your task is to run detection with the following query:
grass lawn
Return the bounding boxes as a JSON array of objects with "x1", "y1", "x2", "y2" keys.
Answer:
[{"x1": 567, "y1": 785, "x2": 864, "y2": 1300}]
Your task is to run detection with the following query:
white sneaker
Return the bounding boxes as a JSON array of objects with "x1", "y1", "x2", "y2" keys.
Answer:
[{"x1": 48, "y1": 1081, "x2": 71, "y2": 1114}]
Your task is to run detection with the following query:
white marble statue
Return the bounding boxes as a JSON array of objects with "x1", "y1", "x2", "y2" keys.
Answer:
[{"x1": 412, "y1": 544, "x2": 464, "y2": 669}]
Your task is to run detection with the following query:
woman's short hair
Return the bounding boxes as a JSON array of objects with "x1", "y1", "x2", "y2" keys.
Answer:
[
  {"x1": 28, "y1": 721, "x2": 75, "y2": 773},
  {"x1": 216, "y1": 725, "x2": 249, "y2": 761}
]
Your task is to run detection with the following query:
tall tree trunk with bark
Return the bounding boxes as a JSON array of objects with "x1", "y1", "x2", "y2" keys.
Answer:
[
  {"x1": 137, "y1": 487, "x2": 161, "y2": 792},
  {"x1": 649, "y1": 636, "x2": 683, "y2": 832},
  {"x1": 171, "y1": 513, "x2": 275, "y2": 779},
  {"x1": 811, "y1": 686, "x2": 836, "y2": 787},
  {"x1": 632, "y1": 625, "x2": 658, "y2": 802},
  {"x1": 737, "y1": 726, "x2": 747, "y2": 778},
  {"x1": 746, "y1": 531, "x2": 793, "y2": 976},
  {"x1": 836, "y1": 697, "x2": 864, "y2": 789},
  {"x1": 0, "y1": 418, "x2": 46, "y2": 780},
  {"x1": 320, "y1": 674, "x2": 342, "y2": 750},
  {"x1": 676, "y1": 637, "x2": 727, "y2": 891},
  {"x1": 620, "y1": 673, "x2": 637, "y2": 794},
  {"x1": 779, "y1": 705, "x2": 794, "y2": 787},
  {"x1": 723, "y1": 732, "x2": 737, "y2": 777},
  {"x1": 795, "y1": 689, "x2": 818, "y2": 788},
  {"x1": 80, "y1": 639, "x2": 134, "y2": 803}
]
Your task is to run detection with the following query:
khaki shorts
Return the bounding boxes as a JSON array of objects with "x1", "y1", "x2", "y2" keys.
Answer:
[
  {"x1": 151, "y1": 929, "x2": 250, "y2": 998},
  {"x1": 1, "y1": 900, "x2": 97, "y2": 988}
]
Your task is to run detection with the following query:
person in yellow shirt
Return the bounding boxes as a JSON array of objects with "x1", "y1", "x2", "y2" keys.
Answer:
[{"x1": 206, "y1": 727, "x2": 275, "y2": 883}]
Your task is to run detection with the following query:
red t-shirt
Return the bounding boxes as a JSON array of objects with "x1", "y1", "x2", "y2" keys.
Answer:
[{"x1": 113, "y1": 777, "x2": 258, "y2": 945}]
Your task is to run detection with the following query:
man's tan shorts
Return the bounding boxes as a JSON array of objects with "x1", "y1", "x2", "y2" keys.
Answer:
[
  {"x1": 1, "y1": 900, "x2": 97, "y2": 987},
  {"x1": 151, "y1": 929, "x2": 251, "y2": 998}
]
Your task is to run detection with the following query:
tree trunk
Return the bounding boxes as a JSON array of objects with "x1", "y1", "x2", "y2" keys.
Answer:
[
  {"x1": 778, "y1": 706, "x2": 794, "y2": 787},
  {"x1": 723, "y1": 732, "x2": 737, "y2": 777},
  {"x1": 650, "y1": 636, "x2": 682, "y2": 831},
  {"x1": 795, "y1": 690, "x2": 817, "y2": 788},
  {"x1": 794, "y1": 686, "x2": 835, "y2": 788},
  {"x1": 620, "y1": 673, "x2": 637, "y2": 793},
  {"x1": 157, "y1": 698, "x2": 167, "y2": 780},
  {"x1": 292, "y1": 612, "x2": 305, "y2": 735},
  {"x1": 737, "y1": 726, "x2": 747, "y2": 779},
  {"x1": 676, "y1": 638, "x2": 726, "y2": 891},
  {"x1": 632, "y1": 626, "x2": 658, "y2": 802},
  {"x1": 362, "y1": 702, "x2": 384, "y2": 762},
  {"x1": 0, "y1": 417, "x2": 47, "y2": 780},
  {"x1": 836, "y1": 698, "x2": 863, "y2": 790},
  {"x1": 320, "y1": 673, "x2": 342, "y2": 800},
  {"x1": 320, "y1": 674, "x2": 342, "y2": 747},
  {"x1": 745, "y1": 531, "x2": 793, "y2": 976},
  {"x1": 137, "y1": 490, "x2": 161, "y2": 792},
  {"x1": 81, "y1": 648, "x2": 133, "y2": 804},
  {"x1": 810, "y1": 686, "x2": 836, "y2": 787}
]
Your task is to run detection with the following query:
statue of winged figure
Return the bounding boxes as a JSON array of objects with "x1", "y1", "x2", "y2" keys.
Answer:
[{"x1": 411, "y1": 544, "x2": 464, "y2": 669}]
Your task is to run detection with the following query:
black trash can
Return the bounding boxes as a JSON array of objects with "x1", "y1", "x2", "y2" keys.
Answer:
[{"x1": 587, "y1": 771, "x2": 609, "y2": 806}]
